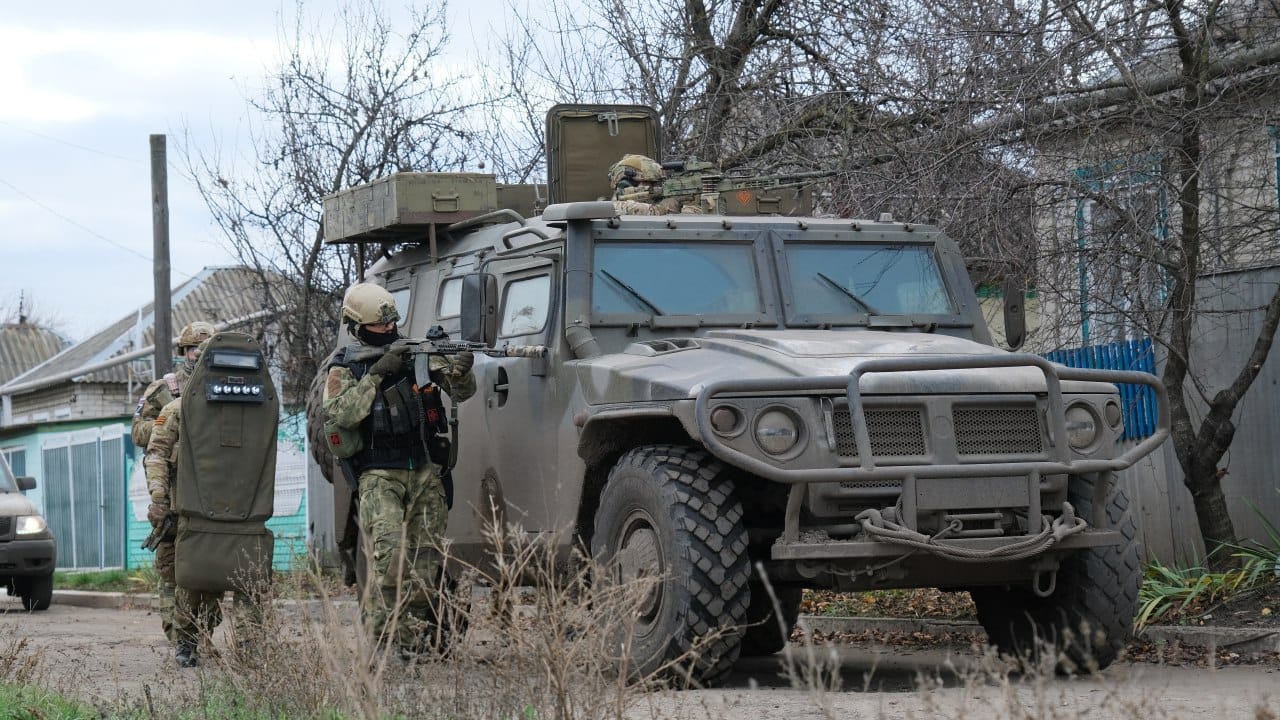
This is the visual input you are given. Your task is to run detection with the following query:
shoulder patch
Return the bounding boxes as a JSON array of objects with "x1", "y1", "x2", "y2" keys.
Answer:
[
  {"x1": 325, "y1": 369, "x2": 345, "y2": 398},
  {"x1": 154, "y1": 415, "x2": 167, "y2": 427}
]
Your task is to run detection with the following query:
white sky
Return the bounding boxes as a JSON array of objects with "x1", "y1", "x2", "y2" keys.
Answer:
[{"x1": 0, "y1": 1, "x2": 521, "y2": 342}]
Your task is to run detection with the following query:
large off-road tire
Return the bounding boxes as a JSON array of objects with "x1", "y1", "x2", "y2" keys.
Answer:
[
  {"x1": 21, "y1": 572, "x2": 53, "y2": 611},
  {"x1": 739, "y1": 583, "x2": 802, "y2": 656},
  {"x1": 971, "y1": 472, "x2": 1141, "y2": 672},
  {"x1": 591, "y1": 445, "x2": 751, "y2": 687}
]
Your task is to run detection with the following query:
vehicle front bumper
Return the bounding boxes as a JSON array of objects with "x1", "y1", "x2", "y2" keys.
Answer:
[
  {"x1": 692, "y1": 353, "x2": 1169, "y2": 561},
  {"x1": 0, "y1": 536, "x2": 57, "y2": 578}
]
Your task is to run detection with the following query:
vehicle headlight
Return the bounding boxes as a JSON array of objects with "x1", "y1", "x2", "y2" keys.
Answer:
[
  {"x1": 1104, "y1": 398, "x2": 1124, "y2": 429},
  {"x1": 15, "y1": 515, "x2": 47, "y2": 535},
  {"x1": 755, "y1": 408, "x2": 800, "y2": 455},
  {"x1": 709, "y1": 405, "x2": 743, "y2": 435},
  {"x1": 1065, "y1": 405, "x2": 1099, "y2": 449}
]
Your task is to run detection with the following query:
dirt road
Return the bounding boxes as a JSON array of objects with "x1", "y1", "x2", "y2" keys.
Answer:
[{"x1": 1, "y1": 595, "x2": 1277, "y2": 719}]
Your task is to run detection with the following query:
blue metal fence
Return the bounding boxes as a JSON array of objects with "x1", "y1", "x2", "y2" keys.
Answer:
[{"x1": 1043, "y1": 337, "x2": 1159, "y2": 441}]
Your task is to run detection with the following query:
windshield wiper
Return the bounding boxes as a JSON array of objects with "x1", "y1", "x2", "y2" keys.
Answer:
[
  {"x1": 815, "y1": 272, "x2": 881, "y2": 315},
  {"x1": 600, "y1": 269, "x2": 666, "y2": 315}
]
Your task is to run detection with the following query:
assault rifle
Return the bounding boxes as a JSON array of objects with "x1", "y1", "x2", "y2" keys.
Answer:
[
  {"x1": 338, "y1": 327, "x2": 547, "y2": 367},
  {"x1": 141, "y1": 511, "x2": 177, "y2": 551},
  {"x1": 656, "y1": 157, "x2": 838, "y2": 215}
]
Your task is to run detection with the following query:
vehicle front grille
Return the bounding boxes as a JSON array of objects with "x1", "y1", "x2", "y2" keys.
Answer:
[
  {"x1": 0, "y1": 517, "x2": 11, "y2": 537},
  {"x1": 831, "y1": 400, "x2": 1044, "y2": 463},
  {"x1": 833, "y1": 407, "x2": 927, "y2": 458},
  {"x1": 953, "y1": 405, "x2": 1043, "y2": 456}
]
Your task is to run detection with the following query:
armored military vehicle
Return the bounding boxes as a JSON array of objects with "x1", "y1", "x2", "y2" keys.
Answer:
[{"x1": 307, "y1": 104, "x2": 1168, "y2": 685}]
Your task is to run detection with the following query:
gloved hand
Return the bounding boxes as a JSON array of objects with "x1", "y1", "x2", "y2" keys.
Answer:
[
  {"x1": 147, "y1": 502, "x2": 168, "y2": 527},
  {"x1": 451, "y1": 351, "x2": 474, "y2": 377},
  {"x1": 617, "y1": 187, "x2": 656, "y2": 203},
  {"x1": 369, "y1": 345, "x2": 408, "y2": 377}
]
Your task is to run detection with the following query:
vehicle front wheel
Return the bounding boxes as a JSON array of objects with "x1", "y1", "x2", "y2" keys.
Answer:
[
  {"x1": 971, "y1": 472, "x2": 1141, "y2": 672},
  {"x1": 739, "y1": 583, "x2": 802, "y2": 656},
  {"x1": 591, "y1": 445, "x2": 751, "y2": 687},
  {"x1": 22, "y1": 573, "x2": 53, "y2": 611}
]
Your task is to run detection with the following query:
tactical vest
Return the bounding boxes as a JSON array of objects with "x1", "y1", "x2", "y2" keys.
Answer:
[{"x1": 331, "y1": 346, "x2": 448, "y2": 471}]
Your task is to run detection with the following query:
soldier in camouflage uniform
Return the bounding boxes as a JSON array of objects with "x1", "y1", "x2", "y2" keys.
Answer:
[
  {"x1": 134, "y1": 320, "x2": 215, "y2": 647},
  {"x1": 608, "y1": 154, "x2": 702, "y2": 216},
  {"x1": 145, "y1": 336, "x2": 265, "y2": 668},
  {"x1": 322, "y1": 283, "x2": 476, "y2": 658}
]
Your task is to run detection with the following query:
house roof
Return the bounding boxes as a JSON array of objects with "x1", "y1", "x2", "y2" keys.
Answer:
[
  {"x1": 0, "y1": 324, "x2": 71, "y2": 385},
  {"x1": 3, "y1": 266, "x2": 291, "y2": 391}
]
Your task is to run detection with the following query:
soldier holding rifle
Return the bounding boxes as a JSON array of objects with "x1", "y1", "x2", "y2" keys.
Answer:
[{"x1": 321, "y1": 283, "x2": 477, "y2": 660}]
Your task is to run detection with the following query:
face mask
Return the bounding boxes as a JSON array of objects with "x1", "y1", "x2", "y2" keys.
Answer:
[{"x1": 358, "y1": 325, "x2": 399, "y2": 347}]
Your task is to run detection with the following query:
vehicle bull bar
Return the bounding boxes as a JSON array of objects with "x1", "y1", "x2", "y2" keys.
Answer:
[{"x1": 693, "y1": 353, "x2": 1169, "y2": 544}]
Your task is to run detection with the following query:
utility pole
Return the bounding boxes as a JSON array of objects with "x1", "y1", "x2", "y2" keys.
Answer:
[{"x1": 150, "y1": 134, "x2": 172, "y2": 377}]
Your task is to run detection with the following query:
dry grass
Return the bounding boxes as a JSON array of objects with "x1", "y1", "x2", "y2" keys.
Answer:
[{"x1": 2, "y1": 521, "x2": 1278, "y2": 718}]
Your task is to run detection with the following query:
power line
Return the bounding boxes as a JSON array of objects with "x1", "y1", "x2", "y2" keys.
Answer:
[
  {"x1": 0, "y1": 176, "x2": 195, "y2": 280},
  {"x1": 0, "y1": 119, "x2": 140, "y2": 164}
]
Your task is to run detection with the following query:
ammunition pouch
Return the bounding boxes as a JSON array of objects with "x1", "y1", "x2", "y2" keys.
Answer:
[
  {"x1": 324, "y1": 416, "x2": 364, "y2": 459},
  {"x1": 427, "y1": 434, "x2": 451, "y2": 468}
]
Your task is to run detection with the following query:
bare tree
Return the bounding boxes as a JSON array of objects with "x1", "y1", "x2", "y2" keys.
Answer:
[
  {"x1": 182, "y1": 0, "x2": 488, "y2": 400},
  {"x1": 1008, "y1": 0, "x2": 1280, "y2": 563},
  {"x1": 481, "y1": 0, "x2": 1280, "y2": 560}
]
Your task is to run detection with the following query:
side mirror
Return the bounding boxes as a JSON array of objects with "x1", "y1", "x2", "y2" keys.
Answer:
[
  {"x1": 461, "y1": 273, "x2": 498, "y2": 346},
  {"x1": 1002, "y1": 275, "x2": 1026, "y2": 351},
  {"x1": 16, "y1": 476, "x2": 36, "y2": 492}
]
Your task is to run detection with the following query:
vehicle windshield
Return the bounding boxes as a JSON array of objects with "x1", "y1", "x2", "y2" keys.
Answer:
[
  {"x1": 783, "y1": 243, "x2": 955, "y2": 318},
  {"x1": 0, "y1": 456, "x2": 17, "y2": 493},
  {"x1": 593, "y1": 242, "x2": 761, "y2": 316}
]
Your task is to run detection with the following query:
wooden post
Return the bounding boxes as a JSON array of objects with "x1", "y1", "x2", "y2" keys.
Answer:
[{"x1": 151, "y1": 134, "x2": 172, "y2": 377}]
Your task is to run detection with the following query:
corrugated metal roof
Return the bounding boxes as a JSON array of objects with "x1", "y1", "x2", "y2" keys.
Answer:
[
  {"x1": 5, "y1": 266, "x2": 292, "y2": 390},
  {"x1": 0, "y1": 324, "x2": 71, "y2": 385}
]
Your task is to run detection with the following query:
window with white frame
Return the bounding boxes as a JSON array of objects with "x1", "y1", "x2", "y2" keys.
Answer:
[
  {"x1": 0, "y1": 447, "x2": 25, "y2": 478},
  {"x1": 1074, "y1": 157, "x2": 1169, "y2": 344},
  {"x1": 1271, "y1": 126, "x2": 1280, "y2": 245}
]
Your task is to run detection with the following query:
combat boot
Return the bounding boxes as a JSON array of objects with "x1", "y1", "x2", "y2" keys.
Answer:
[{"x1": 176, "y1": 641, "x2": 198, "y2": 668}]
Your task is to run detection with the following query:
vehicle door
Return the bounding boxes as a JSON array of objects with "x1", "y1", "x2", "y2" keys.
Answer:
[{"x1": 469, "y1": 255, "x2": 567, "y2": 536}]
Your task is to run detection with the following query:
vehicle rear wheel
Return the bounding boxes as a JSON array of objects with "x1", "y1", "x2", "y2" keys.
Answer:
[
  {"x1": 739, "y1": 583, "x2": 802, "y2": 656},
  {"x1": 22, "y1": 573, "x2": 53, "y2": 611},
  {"x1": 971, "y1": 472, "x2": 1141, "y2": 672},
  {"x1": 591, "y1": 444, "x2": 751, "y2": 687}
]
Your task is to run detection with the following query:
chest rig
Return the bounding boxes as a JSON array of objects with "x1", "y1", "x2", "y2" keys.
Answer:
[{"x1": 333, "y1": 345, "x2": 448, "y2": 471}]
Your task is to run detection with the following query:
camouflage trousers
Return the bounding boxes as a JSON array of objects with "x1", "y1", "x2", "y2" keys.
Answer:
[
  {"x1": 357, "y1": 465, "x2": 449, "y2": 653},
  {"x1": 154, "y1": 540, "x2": 177, "y2": 644},
  {"x1": 174, "y1": 588, "x2": 261, "y2": 648}
]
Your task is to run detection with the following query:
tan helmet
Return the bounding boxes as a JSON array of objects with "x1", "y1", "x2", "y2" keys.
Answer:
[
  {"x1": 177, "y1": 321, "x2": 216, "y2": 351},
  {"x1": 341, "y1": 283, "x2": 400, "y2": 326},
  {"x1": 608, "y1": 154, "x2": 665, "y2": 194}
]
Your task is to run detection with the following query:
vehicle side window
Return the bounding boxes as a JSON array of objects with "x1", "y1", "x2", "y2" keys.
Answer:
[
  {"x1": 438, "y1": 277, "x2": 463, "y2": 319},
  {"x1": 499, "y1": 274, "x2": 551, "y2": 337},
  {"x1": 390, "y1": 288, "x2": 413, "y2": 327}
]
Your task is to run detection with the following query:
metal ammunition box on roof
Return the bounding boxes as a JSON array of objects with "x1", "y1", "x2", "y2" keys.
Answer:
[
  {"x1": 720, "y1": 184, "x2": 815, "y2": 216},
  {"x1": 322, "y1": 173, "x2": 499, "y2": 244}
]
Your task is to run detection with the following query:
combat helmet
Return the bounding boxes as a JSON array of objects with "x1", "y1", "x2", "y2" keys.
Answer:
[
  {"x1": 342, "y1": 283, "x2": 400, "y2": 327},
  {"x1": 608, "y1": 154, "x2": 665, "y2": 198},
  {"x1": 177, "y1": 321, "x2": 216, "y2": 352}
]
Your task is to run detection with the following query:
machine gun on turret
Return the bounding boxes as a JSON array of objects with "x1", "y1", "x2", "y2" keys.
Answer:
[{"x1": 658, "y1": 157, "x2": 838, "y2": 215}]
